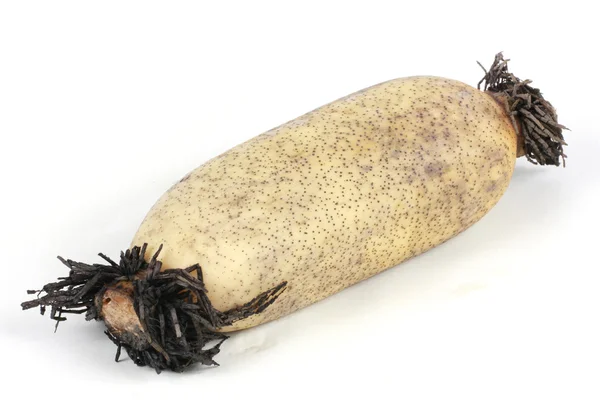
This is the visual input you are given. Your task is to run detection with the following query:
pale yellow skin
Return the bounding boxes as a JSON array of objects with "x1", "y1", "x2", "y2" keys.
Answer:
[{"x1": 132, "y1": 76, "x2": 517, "y2": 331}]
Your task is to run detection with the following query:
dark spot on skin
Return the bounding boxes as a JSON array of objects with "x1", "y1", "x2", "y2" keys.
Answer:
[
  {"x1": 424, "y1": 161, "x2": 447, "y2": 177},
  {"x1": 486, "y1": 180, "x2": 498, "y2": 192},
  {"x1": 179, "y1": 173, "x2": 192, "y2": 183}
]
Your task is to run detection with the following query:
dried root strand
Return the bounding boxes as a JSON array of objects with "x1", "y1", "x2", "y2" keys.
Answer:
[
  {"x1": 22, "y1": 245, "x2": 287, "y2": 373},
  {"x1": 128, "y1": 263, "x2": 287, "y2": 373},
  {"x1": 21, "y1": 254, "x2": 127, "y2": 322},
  {"x1": 478, "y1": 52, "x2": 568, "y2": 166}
]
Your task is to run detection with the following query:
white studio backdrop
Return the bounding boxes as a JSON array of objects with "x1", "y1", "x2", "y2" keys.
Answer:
[{"x1": 0, "y1": 1, "x2": 598, "y2": 399}]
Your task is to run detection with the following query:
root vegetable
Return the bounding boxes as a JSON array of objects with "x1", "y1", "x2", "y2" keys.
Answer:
[{"x1": 22, "y1": 53, "x2": 567, "y2": 373}]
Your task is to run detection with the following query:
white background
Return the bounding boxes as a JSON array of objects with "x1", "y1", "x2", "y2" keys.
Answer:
[{"x1": 1, "y1": 1, "x2": 599, "y2": 399}]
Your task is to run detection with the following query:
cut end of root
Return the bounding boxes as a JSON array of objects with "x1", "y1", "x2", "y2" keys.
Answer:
[
  {"x1": 21, "y1": 244, "x2": 287, "y2": 373},
  {"x1": 478, "y1": 52, "x2": 568, "y2": 167}
]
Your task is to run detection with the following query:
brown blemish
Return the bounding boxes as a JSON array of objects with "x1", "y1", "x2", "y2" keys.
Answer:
[
  {"x1": 179, "y1": 173, "x2": 192, "y2": 183},
  {"x1": 424, "y1": 161, "x2": 448, "y2": 177}
]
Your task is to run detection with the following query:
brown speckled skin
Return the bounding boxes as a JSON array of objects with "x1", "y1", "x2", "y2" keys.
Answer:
[{"x1": 132, "y1": 77, "x2": 517, "y2": 331}]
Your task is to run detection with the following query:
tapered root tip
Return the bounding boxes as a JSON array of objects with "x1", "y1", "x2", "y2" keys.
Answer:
[{"x1": 21, "y1": 244, "x2": 287, "y2": 373}]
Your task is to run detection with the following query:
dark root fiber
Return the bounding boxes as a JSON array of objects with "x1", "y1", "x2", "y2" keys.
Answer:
[
  {"x1": 22, "y1": 244, "x2": 287, "y2": 373},
  {"x1": 478, "y1": 52, "x2": 568, "y2": 166}
]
